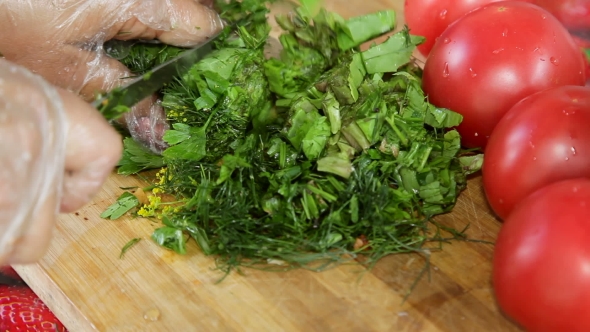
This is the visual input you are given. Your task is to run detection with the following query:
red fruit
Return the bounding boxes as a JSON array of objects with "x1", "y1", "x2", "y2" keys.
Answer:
[
  {"x1": 534, "y1": 0, "x2": 590, "y2": 32},
  {"x1": 0, "y1": 266, "x2": 22, "y2": 282},
  {"x1": 422, "y1": 1, "x2": 586, "y2": 149},
  {"x1": 0, "y1": 284, "x2": 67, "y2": 331},
  {"x1": 572, "y1": 34, "x2": 590, "y2": 49},
  {"x1": 571, "y1": 35, "x2": 590, "y2": 84},
  {"x1": 583, "y1": 53, "x2": 590, "y2": 85},
  {"x1": 404, "y1": 0, "x2": 534, "y2": 57}
]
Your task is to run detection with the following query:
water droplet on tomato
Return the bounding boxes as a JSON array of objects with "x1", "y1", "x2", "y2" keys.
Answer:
[
  {"x1": 572, "y1": 147, "x2": 577, "y2": 155},
  {"x1": 533, "y1": 47, "x2": 541, "y2": 53},
  {"x1": 443, "y1": 38, "x2": 451, "y2": 44},
  {"x1": 565, "y1": 157, "x2": 570, "y2": 161},
  {"x1": 474, "y1": 132, "x2": 479, "y2": 137},
  {"x1": 541, "y1": 14, "x2": 547, "y2": 19},
  {"x1": 550, "y1": 57, "x2": 559, "y2": 65},
  {"x1": 492, "y1": 48, "x2": 504, "y2": 54},
  {"x1": 469, "y1": 68, "x2": 477, "y2": 78},
  {"x1": 439, "y1": 9, "x2": 448, "y2": 19},
  {"x1": 502, "y1": 28, "x2": 508, "y2": 37},
  {"x1": 533, "y1": 157, "x2": 537, "y2": 161},
  {"x1": 563, "y1": 109, "x2": 576, "y2": 115},
  {"x1": 442, "y1": 63, "x2": 450, "y2": 78}
]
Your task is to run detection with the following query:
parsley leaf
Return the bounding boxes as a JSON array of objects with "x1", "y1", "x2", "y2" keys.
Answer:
[{"x1": 100, "y1": 192, "x2": 140, "y2": 220}]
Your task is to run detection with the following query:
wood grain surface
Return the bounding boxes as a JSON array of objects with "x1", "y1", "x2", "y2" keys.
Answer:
[{"x1": 14, "y1": 1, "x2": 522, "y2": 331}]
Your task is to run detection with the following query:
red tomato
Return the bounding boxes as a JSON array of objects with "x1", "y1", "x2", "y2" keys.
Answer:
[
  {"x1": 534, "y1": 0, "x2": 590, "y2": 32},
  {"x1": 482, "y1": 86, "x2": 590, "y2": 219},
  {"x1": 422, "y1": 1, "x2": 587, "y2": 149},
  {"x1": 572, "y1": 34, "x2": 590, "y2": 49},
  {"x1": 493, "y1": 178, "x2": 590, "y2": 332},
  {"x1": 571, "y1": 35, "x2": 590, "y2": 85},
  {"x1": 404, "y1": 0, "x2": 534, "y2": 57}
]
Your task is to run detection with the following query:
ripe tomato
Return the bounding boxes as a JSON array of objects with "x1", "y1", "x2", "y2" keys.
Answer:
[
  {"x1": 404, "y1": 0, "x2": 534, "y2": 57},
  {"x1": 422, "y1": 1, "x2": 587, "y2": 149},
  {"x1": 482, "y1": 85, "x2": 590, "y2": 219},
  {"x1": 534, "y1": 0, "x2": 590, "y2": 32},
  {"x1": 493, "y1": 178, "x2": 590, "y2": 332},
  {"x1": 569, "y1": 35, "x2": 590, "y2": 85}
]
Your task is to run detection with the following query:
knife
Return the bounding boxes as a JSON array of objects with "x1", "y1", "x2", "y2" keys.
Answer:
[{"x1": 93, "y1": 28, "x2": 226, "y2": 121}]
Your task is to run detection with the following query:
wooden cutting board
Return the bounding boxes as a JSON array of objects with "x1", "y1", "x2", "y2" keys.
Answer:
[{"x1": 14, "y1": 1, "x2": 522, "y2": 331}]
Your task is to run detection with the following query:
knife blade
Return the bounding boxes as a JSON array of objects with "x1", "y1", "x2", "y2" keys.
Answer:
[{"x1": 94, "y1": 29, "x2": 225, "y2": 121}]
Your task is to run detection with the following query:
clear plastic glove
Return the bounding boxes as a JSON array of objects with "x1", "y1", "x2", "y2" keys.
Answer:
[
  {"x1": 0, "y1": 59, "x2": 123, "y2": 265},
  {"x1": 0, "y1": 0, "x2": 223, "y2": 153}
]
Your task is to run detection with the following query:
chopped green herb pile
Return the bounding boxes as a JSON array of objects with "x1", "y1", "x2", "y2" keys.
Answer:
[{"x1": 102, "y1": 0, "x2": 483, "y2": 274}]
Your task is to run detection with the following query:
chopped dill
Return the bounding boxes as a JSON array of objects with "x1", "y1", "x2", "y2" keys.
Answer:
[
  {"x1": 103, "y1": 0, "x2": 483, "y2": 276},
  {"x1": 120, "y1": 238, "x2": 142, "y2": 259}
]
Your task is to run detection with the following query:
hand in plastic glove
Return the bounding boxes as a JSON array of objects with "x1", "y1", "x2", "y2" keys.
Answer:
[
  {"x1": 0, "y1": 59, "x2": 122, "y2": 265},
  {"x1": 0, "y1": 0, "x2": 223, "y2": 153}
]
